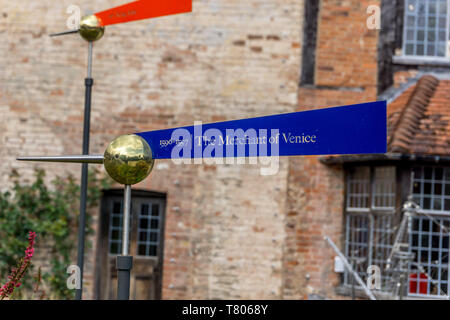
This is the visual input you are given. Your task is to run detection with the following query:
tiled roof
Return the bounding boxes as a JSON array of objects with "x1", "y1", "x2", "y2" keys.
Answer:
[{"x1": 387, "y1": 75, "x2": 450, "y2": 156}]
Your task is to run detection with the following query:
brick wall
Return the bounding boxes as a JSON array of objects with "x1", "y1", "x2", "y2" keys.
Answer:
[
  {"x1": 290, "y1": 0, "x2": 381, "y2": 299},
  {"x1": 0, "y1": 0, "x2": 304, "y2": 299}
]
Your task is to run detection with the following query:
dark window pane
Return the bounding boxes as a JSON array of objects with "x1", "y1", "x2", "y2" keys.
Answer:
[
  {"x1": 425, "y1": 167, "x2": 433, "y2": 180},
  {"x1": 138, "y1": 244, "x2": 147, "y2": 256},
  {"x1": 445, "y1": 168, "x2": 450, "y2": 180},
  {"x1": 445, "y1": 199, "x2": 450, "y2": 211},
  {"x1": 139, "y1": 232, "x2": 148, "y2": 242},
  {"x1": 424, "y1": 183, "x2": 432, "y2": 195},
  {"x1": 428, "y1": 31, "x2": 436, "y2": 42},
  {"x1": 423, "y1": 197, "x2": 431, "y2": 209},
  {"x1": 112, "y1": 217, "x2": 121, "y2": 227},
  {"x1": 151, "y1": 219, "x2": 159, "y2": 229},
  {"x1": 150, "y1": 232, "x2": 158, "y2": 242},
  {"x1": 433, "y1": 198, "x2": 442, "y2": 210},
  {"x1": 446, "y1": 184, "x2": 450, "y2": 195},
  {"x1": 112, "y1": 230, "x2": 120, "y2": 240},
  {"x1": 443, "y1": 235, "x2": 450, "y2": 248},
  {"x1": 113, "y1": 202, "x2": 122, "y2": 214},
  {"x1": 149, "y1": 246, "x2": 157, "y2": 256},
  {"x1": 436, "y1": 168, "x2": 444, "y2": 180},
  {"x1": 412, "y1": 234, "x2": 419, "y2": 246},
  {"x1": 141, "y1": 204, "x2": 149, "y2": 216},
  {"x1": 435, "y1": 183, "x2": 443, "y2": 195},
  {"x1": 432, "y1": 235, "x2": 441, "y2": 248},
  {"x1": 413, "y1": 182, "x2": 421, "y2": 194},
  {"x1": 140, "y1": 218, "x2": 149, "y2": 229},
  {"x1": 152, "y1": 204, "x2": 159, "y2": 216},
  {"x1": 422, "y1": 219, "x2": 430, "y2": 230},
  {"x1": 407, "y1": 29, "x2": 415, "y2": 40},
  {"x1": 110, "y1": 243, "x2": 119, "y2": 254},
  {"x1": 414, "y1": 167, "x2": 422, "y2": 179}
]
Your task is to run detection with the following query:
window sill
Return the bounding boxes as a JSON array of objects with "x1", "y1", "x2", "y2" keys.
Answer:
[{"x1": 393, "y1": 55, "x2": 450, "y2": 67}]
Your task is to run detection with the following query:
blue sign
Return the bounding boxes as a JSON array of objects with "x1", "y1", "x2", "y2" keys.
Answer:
[{"x1": 136, "y1": 101, "x2": 387, "y2": 160}]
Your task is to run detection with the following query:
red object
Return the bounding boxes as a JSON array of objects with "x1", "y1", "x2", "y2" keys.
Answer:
[
  {"x1": 95, "y1": 0, "x2": 192, "y2": 26},
  {"x1": 409, "y1": 273, "x2": 428, "y2": 294}
]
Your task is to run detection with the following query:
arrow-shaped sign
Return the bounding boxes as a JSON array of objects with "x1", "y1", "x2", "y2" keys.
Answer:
[
  {"x1": 137, "y1": 101, "x2": 387, "y2": 160},
  {"x1": 95, "y1": 0, "x2": 192, "y2": 26}
]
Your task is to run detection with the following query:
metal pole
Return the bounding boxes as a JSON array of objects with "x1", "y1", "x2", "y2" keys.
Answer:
[
  {"x1": 122, "y1": 185, "x2": 131, "y2": 256},
  {"x1": 324, "y1": 236, "x2": 377, "y2": 300},
  {"x1": 117, "y1": 185, "x2": 133, "y2": 300},
  {"x1": 75, "y1": 41, "x2": 94, "y2": 300}
]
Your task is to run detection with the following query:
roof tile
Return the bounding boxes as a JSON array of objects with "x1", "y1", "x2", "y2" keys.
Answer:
[{"x1": 388, "y1": 75, "x2": 450, "y2": 156}]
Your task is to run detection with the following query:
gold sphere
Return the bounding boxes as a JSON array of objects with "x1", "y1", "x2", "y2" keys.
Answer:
[
  {"x1": 104, "y1": 134, "x2": 154, "y2": 185},
  {"x1": 79, "y1": 15, "x2": 105, "y2": 42}
]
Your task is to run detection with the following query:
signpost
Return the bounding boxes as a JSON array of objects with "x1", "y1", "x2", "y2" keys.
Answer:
[
  {"x1": 18, "y1": 100, "x2": 387, "y2": 300},
  {"x1": 48, "y1": 0, "x2": 192, "y2": 300},
  {"x1": 20, "y1": 0, "x2": 387, "y2": 301}
]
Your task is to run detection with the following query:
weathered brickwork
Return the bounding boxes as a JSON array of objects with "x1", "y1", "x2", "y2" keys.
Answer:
[
  {"x1": 0, "y1": 0, "x2": 303, "y2": 299},
  {"x1": 291, "y1": 0, "x2": 381, "y2": 299}
]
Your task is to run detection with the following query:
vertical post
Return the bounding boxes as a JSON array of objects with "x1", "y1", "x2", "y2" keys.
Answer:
[
  {"x1": 75, "y1": 41, "x2": 94, "y2": 300},
  {"x1": 117, "y1": 185, "x2": 133, "y2": 300}
]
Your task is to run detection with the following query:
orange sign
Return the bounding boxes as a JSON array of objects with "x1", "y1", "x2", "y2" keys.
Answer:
[{"x1": 95, "y1": 0, "x2": 192, "y2": 26}]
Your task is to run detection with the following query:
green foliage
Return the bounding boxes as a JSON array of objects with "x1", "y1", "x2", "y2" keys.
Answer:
[{"x1": 0, "y1": 168, "x2": 112, "y2": 299}]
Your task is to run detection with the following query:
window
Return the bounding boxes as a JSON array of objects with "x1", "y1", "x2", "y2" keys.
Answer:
[
  {"x1": 412, "y1": 166, "x2": 450, "y2": 213},
  {"x1": 137, "y1": 202, "x2": 162, "y2": 257},
  {"x1": 343, "y1": 165, "x2": 450, "y2": 299},
  {"x1": 344, "y1": 166, "x2": 396, "y2": 290},
  {"x1": 403, "y1": 0, "x2": 449, "y2": 58},
  {"x1": 107, "y1": 197, "x2": 164, "y2": 257},
  {"x1": 99, "y1": 191, "x2": 166, "y2": 300},
  {"x1": 409, "y1": 215, "x2": 450, "y2": 297}
]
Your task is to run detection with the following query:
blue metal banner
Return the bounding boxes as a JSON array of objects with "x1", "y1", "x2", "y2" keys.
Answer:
[{"x1": 136, "y1": 101, "x2": 387, "y2": 160}]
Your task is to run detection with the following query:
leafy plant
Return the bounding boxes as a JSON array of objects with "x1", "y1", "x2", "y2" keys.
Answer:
[{"x1": 0, "y1": 168, "x2": 112, "y2": 299}]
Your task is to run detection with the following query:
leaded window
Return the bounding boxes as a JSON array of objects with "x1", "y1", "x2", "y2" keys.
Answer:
[
  {"x1": 403, "y1": 0, "x2": 449, "y2": 58},
  {"x1": 344, "y1": 165, "x2": 450, "y2": 299},
  {"x1": 344, "y1": 166, "x2": 396, "y2": 291},
  {"x1": 137, "y1": 202, "x2": 162, "y2": 257}
]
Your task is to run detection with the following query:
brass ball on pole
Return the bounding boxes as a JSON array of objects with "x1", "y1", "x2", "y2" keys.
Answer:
[
  {"x1": 103, "y1": 134, "x2": 155, "y2": 185},
  {"x1": 103, "y1": 134, "x2": 154, "y2": 300},
  {"x1": 78, "y1": 15, "x2": 105, "y2": 42}
]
